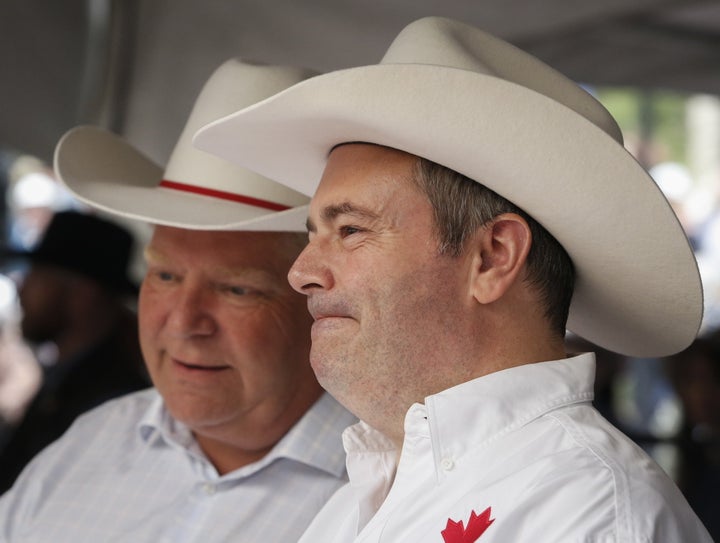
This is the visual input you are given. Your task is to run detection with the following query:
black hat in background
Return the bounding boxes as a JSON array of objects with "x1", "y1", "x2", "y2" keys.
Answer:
[{"x1": 1, "y1": 210, "x2": 138, "y2": 295}]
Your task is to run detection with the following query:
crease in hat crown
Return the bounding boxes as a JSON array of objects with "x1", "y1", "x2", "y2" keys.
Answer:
[
  {"x1": 193, "y1": 16, "x2": 703, "y2": 358},
  {"x1": 54, "y1": 59, "x2": 315, "y2": 232},
  {"x1": 379, "y1": 17, "x2": 624, "y2": 144}
]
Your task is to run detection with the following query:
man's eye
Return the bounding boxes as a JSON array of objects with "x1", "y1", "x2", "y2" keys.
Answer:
[
  {"x1": 227, "y1": 286, "x2": 248, "y2": 296},
  {"x1": 339, "y1": 225, "x2": 362, "y2": 237},
  {"x1": 157, "y1": 271, "x2": 174, "y2": 281}
]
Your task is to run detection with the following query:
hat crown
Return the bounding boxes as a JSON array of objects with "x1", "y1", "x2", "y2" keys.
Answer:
[
  {"x1": 165, "y1": 60, "x2": 315, "y2": 208},
  {"x1": 381, "y1": 17, "x2": 623, "y2": 144},
  {"x1": 191, "y1": 16, "x2": 702, "y2": 356}
]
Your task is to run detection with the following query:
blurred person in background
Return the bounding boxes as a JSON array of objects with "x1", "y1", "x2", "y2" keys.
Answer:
[
  {"x1": 665, "y1": 331, "x2": 720, "y2": 541},
  {"x1": 0, "y1": 157, "x2": 61, "y2": 451},
  {"x1": 5, "y1": 161, "x2": 79, "y2": 252},
  {"x1": 0, "y1": 295, "x2": 41, "y2": 448},
  {"x1": 0, "y1": 210, "x2": 149, "y2": 492}
]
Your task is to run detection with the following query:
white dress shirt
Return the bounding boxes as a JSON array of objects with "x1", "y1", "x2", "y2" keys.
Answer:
[
  {"x1": 0, "y1": 389, "x2": 356, "y2": 543},
  {"x1": 299, "y1": 354, "x2": 712, "y2": 542}
]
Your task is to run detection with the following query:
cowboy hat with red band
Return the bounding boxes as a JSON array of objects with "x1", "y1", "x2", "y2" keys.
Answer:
[
  {"x1": 54, "y1": 60, "x2": 313, "y2": 232},
  {"x1": 194, "y1": 16, "x2": 702, "y2": 358}
]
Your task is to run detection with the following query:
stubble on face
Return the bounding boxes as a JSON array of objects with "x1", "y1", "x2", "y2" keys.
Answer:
[{"x1": 301, "y1": 144, "x2": 474, "y2": 442}]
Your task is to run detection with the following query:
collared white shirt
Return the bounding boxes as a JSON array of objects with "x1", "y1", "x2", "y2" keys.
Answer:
[
  {"x1": 299, "y1": 354, "x2": 713, "y2": 542},
  {"x1": 0, "y1": 389, "x2": 356, "y2": 543}
]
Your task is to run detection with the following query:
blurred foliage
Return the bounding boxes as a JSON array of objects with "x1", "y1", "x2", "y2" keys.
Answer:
[{"x1": 597, "y1": 87, "x2": 687, "y2": 165}]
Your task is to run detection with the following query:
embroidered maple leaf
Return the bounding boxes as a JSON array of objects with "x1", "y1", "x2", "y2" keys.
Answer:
[{"x1": 441, "y1": 507, "x2": 494, "y2": 543}]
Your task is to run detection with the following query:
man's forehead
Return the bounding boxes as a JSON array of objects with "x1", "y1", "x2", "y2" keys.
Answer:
[
  {"x1": 143, "y1": 242, "x2": 284, "y2": 283},
  {"x1": 306, "y1": 145, "x2": 428, "y2": 226},
  {"x1": 317, "y1": 144, "x2": 418, "y2": 194},
  {"x1": 145, "y1": 226, "x2": 297, "y2": 267}
]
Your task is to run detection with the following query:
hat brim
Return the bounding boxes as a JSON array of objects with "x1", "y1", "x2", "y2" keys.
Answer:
[
  {"x1": 54, "y1": 126, "x2": 309, "y2": 232},
  {"x1": 194, "y1": 64, "x2": 703, "y2": 357}
]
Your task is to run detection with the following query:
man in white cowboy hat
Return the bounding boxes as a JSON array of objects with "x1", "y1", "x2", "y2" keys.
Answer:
[
  {"x1": 195, "y1": 17, "x2": 712, "y2": 542},
  {"x1": 0, "y1": 59, "x2": 355, "y2": 542}
]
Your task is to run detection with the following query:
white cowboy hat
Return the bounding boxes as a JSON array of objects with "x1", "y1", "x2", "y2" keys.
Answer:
[
  {"x1": 194, "y1": 17, "x2": 702, "y2": 357},
  {"x1": 54, "y1": 59, "x2": 314, "y2": 232}
]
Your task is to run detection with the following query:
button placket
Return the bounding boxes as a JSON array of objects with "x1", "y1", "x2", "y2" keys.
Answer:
[{"x1": 440, "y1": 456, "x2": 455, "y2": 471}]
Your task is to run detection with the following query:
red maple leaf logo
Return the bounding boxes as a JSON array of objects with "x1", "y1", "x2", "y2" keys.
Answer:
[{"x1": 441, "y1": 507, "x2": 495, "y2": 543}]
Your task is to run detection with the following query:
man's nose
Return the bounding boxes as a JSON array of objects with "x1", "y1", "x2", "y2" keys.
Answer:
[
  {"x1": 288, "y1": 241, "x2": 333, "y2": 295},
  {"x1": 166, "y1": 284, "x2": 218, "y2": 338}
]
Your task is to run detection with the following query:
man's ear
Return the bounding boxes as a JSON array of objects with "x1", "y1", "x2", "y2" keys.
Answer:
[{"x1": 469, "y1": 213, "x2": 532, "y2": 304}]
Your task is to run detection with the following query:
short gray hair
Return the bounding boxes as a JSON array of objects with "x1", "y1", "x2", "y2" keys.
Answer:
[{"x1": 412, "y1": 157, "x2": 574, "y2": 336}]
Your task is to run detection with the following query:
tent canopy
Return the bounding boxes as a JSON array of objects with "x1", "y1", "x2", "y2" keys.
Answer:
[{"x1": 2, "y1": 0, "x2": 720, "y2": 164}]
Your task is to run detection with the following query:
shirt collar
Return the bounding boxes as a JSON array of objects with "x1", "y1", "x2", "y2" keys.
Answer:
[
  {"x1": 137, "y1": 390, "x2": 355, "y2": 479},
  {"x1": 341, "y1": 353, "x2": 596, "y2": 479},
  {"x1": 268, "y1": 392, "x2": 357, "y2": 478},
  {"x1": 137, "y1": 391, "x2": 176, "y2": 443},
  {"x1": 423, "y1": 353, "x2": 596, "y2": 479}
]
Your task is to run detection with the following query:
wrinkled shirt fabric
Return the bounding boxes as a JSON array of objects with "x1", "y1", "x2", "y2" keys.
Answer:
[
  {"x1": 0, "y1": 390, "x2": 355, "y2": 543},
  {"x1": 299, "y1": 354, "x2": 713, "y2": 542}
]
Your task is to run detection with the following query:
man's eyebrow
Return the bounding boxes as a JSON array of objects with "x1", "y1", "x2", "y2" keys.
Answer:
[
  {"x1": 144, "y1": 246, "x2": 168, "y2": 263},
  {"x1": 214, "y1": 266, "x2": 278, "y2": 285},
  {"x1": 306, "y1": 202, "x2": 379, "y2": 233},
  {"x1": 144, "y1": 247, "x2": 278, "y2": 284}
]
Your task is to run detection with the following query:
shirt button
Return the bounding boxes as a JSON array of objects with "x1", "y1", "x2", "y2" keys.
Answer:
[
  {"x1": 440, "y1": 457, "x2": 455, "y2": 471},
  {"x1": 203, "y1": 483, "x2": 216, "y2": 495}
]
